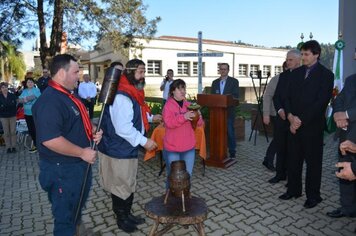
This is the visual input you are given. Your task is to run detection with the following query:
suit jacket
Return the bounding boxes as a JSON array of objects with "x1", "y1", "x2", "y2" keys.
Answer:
[
  {"x1": 333, "y1": 73, "x2": 356, "y2": 142},
  {"x1": 285, "y1": 62, "x2": 334, "y2": 134},
  {"x1": 273, "y1": 70, "x2": 292, "y2": 114},
  {"x1": 211, "y1": 76, "x2": 239, "y2": 117},
  {"x1": 273, "y1": 70, "x2": 293, "y2": 130}
]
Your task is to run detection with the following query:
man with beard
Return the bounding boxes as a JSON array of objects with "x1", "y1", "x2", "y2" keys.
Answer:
[{"x1": 98, "y1": 59, "x2": 161, "y2": 233}]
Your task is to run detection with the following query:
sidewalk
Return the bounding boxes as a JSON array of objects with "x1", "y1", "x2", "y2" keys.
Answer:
[{"x1": 0, "y1": 121, "x2": 355, "y2": 235}]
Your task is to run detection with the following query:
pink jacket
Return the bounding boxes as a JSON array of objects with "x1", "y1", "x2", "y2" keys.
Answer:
[{"x1": 163, "y1": 97, "x2": 204, "y2": 152}]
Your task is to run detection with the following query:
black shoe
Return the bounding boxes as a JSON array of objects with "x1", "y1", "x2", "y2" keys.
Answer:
[
  {"x1": 6, "y1": 148, "x2": 12, "y2": 153},
  {"x1": 262, "y1": 160, "x2": 275, "y2": 171},
  {"x1": 230, "y1": 153, "x2": 236, "y2": 159},
  {"x1": 279, "y1": 192, "x2": 302, "y2": 200},
  {"x1": 11, "y1": 148, "x2": 16, "y2": 153},
  {"x1": 117, "y1": 218, "x2": 138, "y2": 233},
  {"x1": 127, "y1": 213, "x2": 145, "y2": 225},
  {"x1": 304, "y1": 198, "x2": 322, "y2": 209},
  {"x1": 268, "y1": 176, "x2": 286, "y2": 184},
  {"x1": 327, "y1": 209, "x2": 346, "y2": 218}
]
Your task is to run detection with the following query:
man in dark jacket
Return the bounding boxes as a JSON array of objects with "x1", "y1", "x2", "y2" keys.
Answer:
[
  {"x1": 36, "y1": 68, "x2": 51, "y2": 92},
  {"x1": 279, "y1": 40, "x2": 334, "y2": 209},
  {"x1": 327, "y1": 73, "x2": 356, "y2": 218},
  {"x1": 211, "y1": 63, "x2": 239, "y2": 158}
]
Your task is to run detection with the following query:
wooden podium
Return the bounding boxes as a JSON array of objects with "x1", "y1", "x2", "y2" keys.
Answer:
[{"x1": 197, "y1": 94, "x2": 238, "y2": 168}]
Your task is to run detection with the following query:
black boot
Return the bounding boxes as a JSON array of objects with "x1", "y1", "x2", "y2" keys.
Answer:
[
  {"x1": 111, "y1": 194, "x2": 138, "y2": 233},
  {"x1": 126, "y1": 193, "x2": 145, "y2": 225}
]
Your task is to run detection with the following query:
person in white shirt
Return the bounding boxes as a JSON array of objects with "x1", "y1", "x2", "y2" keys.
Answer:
[
  {"x1": 160, "y1": 69, "x2": 174, "y2": 105},
  {"x1": 97, "y1": 59, "x2": 161, "y2": 233},
  {"x1": 78, "y1": 74, "x2": 97, "y2": 119}
]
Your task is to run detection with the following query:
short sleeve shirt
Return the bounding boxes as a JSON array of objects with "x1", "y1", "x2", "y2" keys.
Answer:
[{"x1": 32, "y1": 87, "x2": 90, "y2": 163}]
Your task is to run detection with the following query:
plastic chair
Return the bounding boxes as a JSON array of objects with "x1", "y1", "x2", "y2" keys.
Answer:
[{"x1": 16, "y1": 119, "x2": 33, "y2": 148}]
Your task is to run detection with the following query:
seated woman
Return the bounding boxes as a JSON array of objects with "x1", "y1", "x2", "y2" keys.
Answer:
[{"x1": 162, "y1": 79, "x2": 204, "y2": 189}]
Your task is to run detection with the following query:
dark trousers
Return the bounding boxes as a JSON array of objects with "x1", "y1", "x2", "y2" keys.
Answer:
[
  {"x1": 39, "y1": 160, "x2": 92, "y2": 236},
  {"x1": 81, "y1": 98, "x2": 95, "y2": 119},
  {"x1": 264, "y1": 116, "x2": 277, "y2": 166},
  {"x1": 227, "y1": 115, "x2": 236, "y2": 157},
  {"x1": 25, "y1": 115, "x2": 36, "y2": 146},
  {"x1": 338, "y1": 149, "x2": 356, "y2": 214},
  {"x1": 274, "y1": 116, "x2": 288, "y2": 178},
  {"x1": 287, "y1": 130, "x2": 323, "y2": 200}
]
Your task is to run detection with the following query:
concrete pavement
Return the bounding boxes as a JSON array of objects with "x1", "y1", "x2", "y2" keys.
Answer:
[{"x1": 1, "y1": 121, "x2": 355, "y2": 235}]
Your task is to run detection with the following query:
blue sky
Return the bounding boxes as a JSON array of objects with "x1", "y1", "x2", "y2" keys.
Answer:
[
  {"x1": 21, "y1": 0, "x2": 339, "y2": 50},
  {"x1": 143, "y1": 0, "x2": 338, "y2": 47}
]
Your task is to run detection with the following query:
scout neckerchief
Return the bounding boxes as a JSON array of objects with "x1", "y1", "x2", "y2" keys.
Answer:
[
  {"x1": 48, "y1": 80, "x2": 93, "y2": 141},
  {"x1": 117, "y1": 74, "x2": 151, "y2": 132}
]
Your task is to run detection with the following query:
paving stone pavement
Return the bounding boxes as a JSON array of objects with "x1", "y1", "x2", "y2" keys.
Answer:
[{"x1": 1, "y1": 121, "x2": 356, "y2": 236}]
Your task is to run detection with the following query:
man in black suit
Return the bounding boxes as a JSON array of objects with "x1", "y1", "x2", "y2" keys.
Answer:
[
  {"x1": 279, "y1": 40, "x2": 334, "y2": 209},
  {"x1": 211, "y1": 63, "x2": 239, "y2": 158},
  {"x1": 268, "y1": 49, "x2": 301, "y2": 183},
  {"x1": 337, "y1": 139, "x2": 356, "y2": 181},
  {"x1": 327, "y1": 73, "x2": 356, "y2": 218}
]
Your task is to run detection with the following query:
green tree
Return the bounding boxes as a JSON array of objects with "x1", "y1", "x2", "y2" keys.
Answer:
[
  {"x1": 0, "y1": 0, "x2": 160, "y2": 68},
  {"x1": 0, "y1": 41, "x2": 26, "y2": 82},
  {"x1": 319, "y1": 43, "x2": 335, "y2": 71}
]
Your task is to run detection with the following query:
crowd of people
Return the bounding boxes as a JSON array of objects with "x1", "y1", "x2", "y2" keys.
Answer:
[
  {"x1": 2, "y1": 39, "x2": 356, "y2": 235},
  {"x1": 261, "y1": 40, "x2": 356, "y2": 227}
]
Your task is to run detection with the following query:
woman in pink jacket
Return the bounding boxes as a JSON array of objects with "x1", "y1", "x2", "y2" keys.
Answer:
[{"x1": 162, "y1": 79, "x2": 204, "y2": 189}]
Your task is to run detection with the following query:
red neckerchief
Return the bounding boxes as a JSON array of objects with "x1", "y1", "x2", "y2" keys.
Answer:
[
  {"x1": 117, "y1": 75, "x2": 151, "y2": 132},
  {"x1": 48, "y1": 80, "x2": 93, "y2": 141}
]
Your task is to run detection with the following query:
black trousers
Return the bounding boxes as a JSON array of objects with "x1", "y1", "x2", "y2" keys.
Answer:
[
  {"x1": 274, "y1": 116, "x2": 288, "y2": 178},
  {"x1": 287, "y1": 130, "x2": 323, "y2": 200},
  {"x1": 338, "y1": 140, "x2": 356, "y2": 214},
  {"x1": 332, "y1": 131, "x2": 356, "y2": 214},
  {"x1": 81, "y1": 98, "x2": 95, "y2": 119},
  {"x1": 25, "y1": 115, "x2": 36, "y2": 146},
  {"x1": 264, "y1": 116, "x2": 277, "y2": 165}
]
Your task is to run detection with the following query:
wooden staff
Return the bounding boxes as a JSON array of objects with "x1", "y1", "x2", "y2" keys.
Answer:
[{"x1": 74, "y1": 67, "x2": 122, "y2": 224}]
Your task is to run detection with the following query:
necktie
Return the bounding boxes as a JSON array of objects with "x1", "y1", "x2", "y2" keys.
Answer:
[{"x1": 305, "y1": 69, "x2": 310, "y2": 79}]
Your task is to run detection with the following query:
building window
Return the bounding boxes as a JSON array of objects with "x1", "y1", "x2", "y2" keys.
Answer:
[
  {"x1": 238, "y1": 64, "x2": 248, "y2": 77},
  {"x1": 178, "y1": 61, "x2": 190, "y2": 76},
  {"x1": 262, "y1": 65, "x2": 271, "y2": 77},
  {"x1": 274, "y1": 66, "x2": 283, "y2": 75},
  {"x1": 193, "y1": 62, "x2": 205, "y2": 76},
  {"x1": 250, "y1": 64, "x2": 259, "y2": 77},
  {"x1": 147, "y1": 60, "x2": 161, "y2": 75}
]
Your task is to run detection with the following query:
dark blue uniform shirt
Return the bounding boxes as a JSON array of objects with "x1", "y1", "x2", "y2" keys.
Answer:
[{"x1": 32, "y1": 86, "x2": 90, "y2": 163}]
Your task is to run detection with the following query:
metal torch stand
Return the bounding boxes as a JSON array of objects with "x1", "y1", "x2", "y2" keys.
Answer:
[{"x1": 248, "y1": 70, "x2": 270, "y2": 145}]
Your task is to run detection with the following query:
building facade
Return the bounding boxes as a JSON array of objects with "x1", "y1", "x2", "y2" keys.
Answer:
[{"x1": 89, "y1": 36, "x2": 288, "y2": 102}]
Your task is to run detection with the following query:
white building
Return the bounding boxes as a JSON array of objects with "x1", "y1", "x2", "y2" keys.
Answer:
[{"x1": 89, "y1": 35, "x2": 288, "y2": 102}]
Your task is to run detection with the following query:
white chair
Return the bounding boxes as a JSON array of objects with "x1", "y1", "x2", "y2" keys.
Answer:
[{"x1": 16, "y1": 119, "x2": 33, "y2": 149}]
